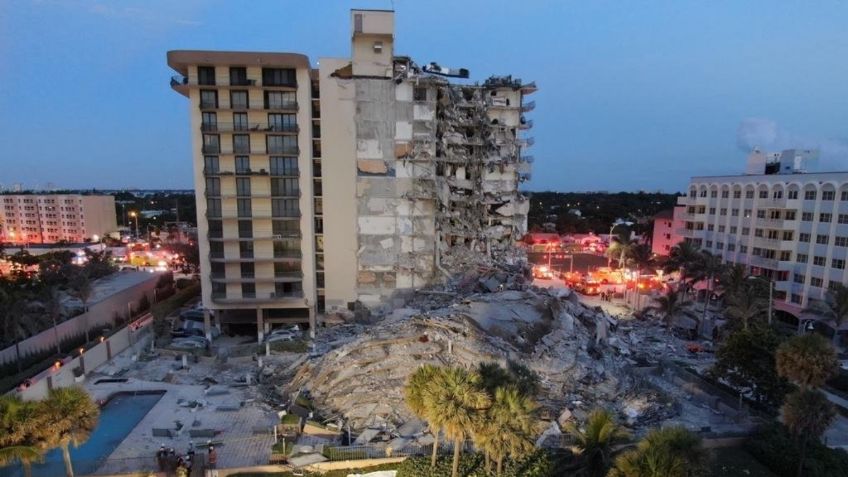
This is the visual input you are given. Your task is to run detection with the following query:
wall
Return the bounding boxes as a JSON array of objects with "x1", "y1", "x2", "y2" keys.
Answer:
[
  {"x1": 0, "y1": 271, "x2": 160, "y2": 366},
  {"x1": 13, "y1": 314, "x2": 153, "y2": 401}
]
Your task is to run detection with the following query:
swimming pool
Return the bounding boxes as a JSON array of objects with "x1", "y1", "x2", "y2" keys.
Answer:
[{"x1": 0, "y1": 391, "x2": 165, "y2": 477}]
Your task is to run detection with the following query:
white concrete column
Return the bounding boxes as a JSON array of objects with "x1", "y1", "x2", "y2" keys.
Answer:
[
  {"x1": 309, "y1": 307, "x2": 316, "y2": 339},
  {"x1": 204, "y1": 309, "x2": 213, "y2": 342},
  {"x1": 256, "y1": 308, "x2": 264, "y2": 343}
]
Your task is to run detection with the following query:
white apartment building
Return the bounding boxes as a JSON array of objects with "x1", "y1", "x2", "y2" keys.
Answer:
[
  {"x1": 679, "y1": 149, "x2": 848, "y2": 319},
  {"x1": 0, "y1": 194, "x2": 117, "y2": 244}
]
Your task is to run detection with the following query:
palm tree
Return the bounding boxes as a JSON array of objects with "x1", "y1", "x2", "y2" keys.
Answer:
[
  {"x1": 646, "y1": 289, "x2": 694, "y2": 330},
  {"x1": 776, "y1": 334, "x2": 839, "y2": 389},
  {"x1": 692, "y1": 251, "x2": 724, "y2": 329},
  {"x1": 782, "y1": 389, "x2": 836, "y2": 477},
  {"x1": 425, "y1": 367, "x2": 491, "y2": 477},
  {"x1": 0, "y1": 396, "x2": 45, "y2": 477},
  {"x1": 70, "y1": 272, "x2": 94, "y2": 344},
  {"x1": 404, "y1": 364, "x2": 444, "y2": 469},
  {"x1": 719, "y1": 263, "x2": 748, "y2": 297},
  {"x1": 804, "y1": 283, "x2": 848, "y2": 346},
  {"x1": 565, "y1": 408, "x2": 630, "y2": 477},
  {"x1": 607, "y1": 231, "x2": 637, "y2": 270},
  {"x1": 39, "y1": 387, "x2": 100, "y2": 477},
  {"x1": 626, "y1": 244, "x2": 655, "y2": 310},
  {"x1": 724, "y1": 288, "x2": 767, "y2": 331},
  {"x1": 609, "y1": 426, "x2": 707, "y2": 477},
  {"x1": 474, "y1": 386, "x2": 536, "y2": 476},
  {"x1": 664, "y1": 241, "x2": 702, "y2": 296}
]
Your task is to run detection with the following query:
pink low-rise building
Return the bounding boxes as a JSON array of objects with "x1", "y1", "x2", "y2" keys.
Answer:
[{"x1": 651, "y1": 206, "x2": 685, "y2": 256}]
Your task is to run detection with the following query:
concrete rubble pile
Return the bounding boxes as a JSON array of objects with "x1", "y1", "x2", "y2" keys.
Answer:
[{"x1": 281, "y1": 267, "x2": 682, "y2": 446}]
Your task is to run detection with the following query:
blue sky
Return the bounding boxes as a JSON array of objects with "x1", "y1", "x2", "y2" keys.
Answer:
[{"x1": 1, "y1": 0, "x2": 847, "y2": 192}]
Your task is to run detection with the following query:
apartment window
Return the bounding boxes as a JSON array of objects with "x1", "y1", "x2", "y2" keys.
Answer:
[
  {"x1": 839, "y1": 214, "x2": 848, "y2": 224},
  {"x1": 822, "y1": 190, "x2": 835, "y2": 200},
  {"x1": 752, "y1": 247, "x2": 762, "y2": 256},
  {"x1": 233, "y1": 112, "x2": 249, "y2": 131},
  {"x1": 707, "y1": 224, "x2": 715, "y2": 231},
  {"x1": 710, "y1": 190, "x2": 718, "y2": 198},
  {"x1": 265, "y1": 91, "x2": 296, "y2": 109},
  {"x1": 733, "y1": 191, "x2": 742, "y2": 199},
  {"x1": 235, "y1": 156, "x2": 250, "y2": 173},
  {"x1": 205, "y1": 177, "x2": 221, "y2": 196},
  {"x1": 275, "y1": 281, "x2": 302, "y2": 297},
  {"x1": 754, "y1": 228, "x2": 763, "y2": 237},
  {"x1": 262, "y1": 68, "x2": 296, "y2": 87},
  {"x1": 829, "y1": 280, "x2": 842, "y2": 291},
  {"x1": 746, "y1": 190, "x2": 754, "y2": 199},
  {"x1": 756, "y1": 210, "x2": 766, "y2": 219},
  {"x1": 727, "y1": 243, "x2": 736, "y2": 252},
  {"x1": 716, "y1": 242, "x2": 724, "y2": 250},
  {"x1": 804, "y1": 190, "x2": 817, "y2": 200},
  {"x1": 705, "y1": 240, "x2": 713, "y2": 248},
  {"x1": 767, "y1": 230, "x2": 779, "y2": 240},
  {"x1": 788, "y1": 190, "x2": 799, "y2": 200},
  {"x1": 779, "y1": 251, "x2": 791, "y2": 261},
  {"x1": 739, "y1": 245, "x2": 748, "y2": 254},
  {"x1": 813, "y1": 256, "x2": 826, "y2": 266},
  {"x1": 816, "y1": 234, "x2": 829, "y2": 245},
  {"x1": 230, "y1": 67, "x2": 248, "y2": 86},
  {"x1": 721, "y1": 191, "x2": 729, "y2": 198},
  {"x1": 413, "y1": 87, "x2": 428, "y2": 102},
  {"x1": 274, "y1": 262, "x2": 300, "y2": 277},
  {"x1": 226, "y1": 91, "x2": 247, "y2": 110},
  {"x1": 791, "y1": 294, "x2": 802, "y2": 304},
  {"x1": 770, "y1": 210, "x2": 781, "y2": 219},
  {"x1": 202, "y1": 134, "x2": 220, "y2": 153},
  {"x1": 782, "y1": 231, "x2": 793, "y2": 241},
  {"x1": 709, "y1": 207, "x2": 716, "y2": 215},
  {"x1": 236, "y1": 177, "x2": 251, "y2": 196},
  {"x1": 836, "y1": 236, "x2": 848, "y2": 247},
  {"x1": 272, "y1": 198, "x2": 299, "y2": 217},
  {"x1": 720, "y1": 208, "x2": 727, "y2": 216},
  {"x1": 718, "y1": 225, "x2": 726, "y2": 232},
  {"x1": 241, "y1": 262, "x2": 255, "y2": 279},
  {"x1": 731, "y1": 208, "x2": 739, "y2": 217},
  {"x1": 208, "y1": 220, "x2": 223, "y2": 238},
  {"x1": 759, "y1": 190, "x2": 768, "y2": 199},
  {"x1": 820, "y1": 213, "x2": 832, "y2": 223},
  {"x1": 811, "y1": 277, "x2": 824, "y2": 288},
  {"x1": 697, "y1": 206, "x2": 706, "y2": 214},
  {"x1": 271, "y1": 178, "x2": 299, "y2": 197},
  {"x1": 802, "y1": 212, "x2": 813, "y2": 221},
  {"x1": 241, "y1": 282, "x2": 256, "y2": 298},
  {"x1": 742, "y1": 227, "x2": 750, "y2": 236},
  {"x1": 198, "y1": 66, "x2": 216, "y2": 85},
  {"x1": 730, "y1": 226, "x2": 738, "y2": 234},
  {"x1": 233, "y1": 134, "x2": 250, "y2": 153},
  {"x1": 785, "y1": 210, "x2": 796, "y2": 220},
  {"x1": 274, "y1": 239, "x2": 300, "y2": 258},
  {"x1": 206, "y1": 198, "x2": 221, "y2": 218},
  {"x1": 200, "y1": 90, "x2": 218, "y2": 109},
  {"x1": 209, "y1": 241, "x2": 224, "y2": 258},
  {"x1": 237, "y1": 198, "x2": 252, "y2": 217},
  {"x1": 201, "y1": 112, "x2": 217, "y2": 131},
  {"x1": 799, "y1": 233, "x2": 811, "y2": 242},
  {"x1": 204, "y1": 156, "x2": 219, "y2": 174},
  {"x1": 268, "y1": 113, "x2": 297, "y2": 132},
  {"x1": 272, "y1": 220, "x2": 299, "y2": 237},
  {"x1": 793, "y1": 273, "x2": 805, "y2": 284},
  {"x1": 270, "y1": 156, "x2": 298, "y2": 176},
  {"x1": 267, "y1": 135, "x2": 297, "y2": 154},
  {"x1": 210, "y1": 262, "x2": 224, "y2": 279},
  {"x1": 842, "y1": 191, "x2": 848, "y2": 201},
  {"x1": 762, "y1": 249, "x2": 776, "y2": 259},
  {"x1": 744, "y1": 209, "x2": 752, "y2": 218},
  {"x1": 833, "y1": 259, "x2": 846, "y2": 269},
  {"x1": 239, "y1": 241, "x2": 254, "y2": 258},
  {"x1": 774, "y1": 190, "x2": 783, "y2": 199},
  {"x1": 797, "y1": 253, "x2": 808, "y2": 263},
  {"x1": 689, "y1": 189, "x2": 697, "y2": 198}
]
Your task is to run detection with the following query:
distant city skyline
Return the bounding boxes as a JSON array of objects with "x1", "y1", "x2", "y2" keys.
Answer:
[{"x1": 1, "y1": 0, "x2": 847, "y2": 191}]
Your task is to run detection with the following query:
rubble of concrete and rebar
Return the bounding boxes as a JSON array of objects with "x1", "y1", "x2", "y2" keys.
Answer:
[{"x1": 268, "y1": 259, "x2": 756, "y2": 450}]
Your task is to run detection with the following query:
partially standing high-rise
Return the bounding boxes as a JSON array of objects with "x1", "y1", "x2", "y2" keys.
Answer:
[{"x1": 168, "y1": 9, "x2": 535, "y2": 340}]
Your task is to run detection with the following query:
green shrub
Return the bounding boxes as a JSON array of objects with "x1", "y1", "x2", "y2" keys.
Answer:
[
  {"x1": 745, "y1": 422, "x2": 848, "y2": 477},
  {"x1": 269, "y1": 339, "x2": 308, "y2": 353},
  {"x1": 150, "y1": 283, "x2": 200, "y2": 320},
  {"x1": 396, "y1": 450, "x2": 562, "y2": 477}
]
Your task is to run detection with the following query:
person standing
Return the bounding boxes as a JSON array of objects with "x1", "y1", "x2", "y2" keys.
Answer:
[{"x1": 207, "y1": 445, "x2": 218, "y2": 477}]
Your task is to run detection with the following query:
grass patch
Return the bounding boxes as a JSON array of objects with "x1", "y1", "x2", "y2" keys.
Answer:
[
  {"x1": 708, "y1": 447, "x2": 777, "y2": 477},
  {"x1": 271, "y1": 440, "x2": 293, "y2": 455},
  {"x1": 280, "y1": 413, "x2": 300, "y2": 425},
  {"x1": 230, "y1": 462, "x2": 398, "y2": 477},
  {"x1": 269, "y1": 339, "x2": 308, "y2": 354}
]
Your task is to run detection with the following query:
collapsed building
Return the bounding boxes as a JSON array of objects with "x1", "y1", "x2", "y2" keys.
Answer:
[{"x1": 168, "y1": 8, "x2": 534, "y2": 339}]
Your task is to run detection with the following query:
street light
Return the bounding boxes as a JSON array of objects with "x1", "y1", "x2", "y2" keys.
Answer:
[
  {"x1": 129, "y1": 211, "x2": 139, "y2": 239},
  {"x1": 607, "y1": 219, "x2": 634, "y2": 268}
]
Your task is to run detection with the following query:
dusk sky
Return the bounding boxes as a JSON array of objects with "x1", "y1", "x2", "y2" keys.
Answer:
[{"x1": 1, "y1": 0, "x2": 847, "y2": 192}]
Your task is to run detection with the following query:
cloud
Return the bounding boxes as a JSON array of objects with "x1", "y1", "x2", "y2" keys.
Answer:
[{"x1": 736, "y1": 117, "x2": 848, "y2": 171}]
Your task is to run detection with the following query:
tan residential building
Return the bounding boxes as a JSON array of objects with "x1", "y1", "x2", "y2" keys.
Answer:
[
  {"x1": 0, "y1": 194, "x2": 116, "y2": 244},
  {"x1": 168, "y1": 9, "x2": 534, "y2": 339}
]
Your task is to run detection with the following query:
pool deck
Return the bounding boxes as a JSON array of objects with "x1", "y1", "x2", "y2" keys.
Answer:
[{"x1": 85, "y1": 344, "x2": 283, "y2": 472}]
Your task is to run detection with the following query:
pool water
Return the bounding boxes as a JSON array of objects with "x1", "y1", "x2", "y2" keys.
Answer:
[{"x1": 0, "y1": 391, "x2": 164, "y2": 477}]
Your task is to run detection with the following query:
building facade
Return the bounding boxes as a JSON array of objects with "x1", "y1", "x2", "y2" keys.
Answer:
[
  {"x1": 168, "y1": 9, "x2": 533, "y2": 337},
  {"x1": 0, "y1": 194, "x2": 116, "y2": 244},
  {"x1": 651, "y1": 207, "x2": 684, "y2": 256},
  {"x1": 679, "y1": 166, "x2": 848, "y2": 313}
]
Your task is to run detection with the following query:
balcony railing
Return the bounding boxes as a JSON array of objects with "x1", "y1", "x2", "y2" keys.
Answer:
[
  {"x1": 202, "y1": 145, "x2": 221, "y2": 154},
  {"x1": 521, "y1": 101, "x2": 536, "y2": 112},
  {"x1": 274, "y1": 271, "x2": 304, "y2": 279},
  {"x1": 170, "y1": 75, "x2": 188, "y2": 86},
  {"x1": 750, "y1": 255, "x2": 779, "y2": 270},
  {"x1": 201, "y1": 122, "x2": 299, "y2": 133},
  {"x1": 518, "y1": 118, "x2": 534, "y2": 129},
  {"x1": 230, "y1": 79, "x2": 256, "y2": 86},
  {"x1": 270, "y1": 168, "x2": 299, "y2": 177},
  {"x1": 267, "y1": 146, "x2": 300, "y2": 155},
  {"x1": 199, "y1": 102, "x2": 299, "y2": 111}
]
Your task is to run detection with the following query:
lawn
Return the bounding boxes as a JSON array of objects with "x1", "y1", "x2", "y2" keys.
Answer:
[{"x1": 709, "y1": 447, "x2": 777, "y2": 477}]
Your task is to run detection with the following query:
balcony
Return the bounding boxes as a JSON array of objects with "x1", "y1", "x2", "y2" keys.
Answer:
[
  {"x1": 200, "y1": 122, "x2": 299, "y2": 133},
  {"x1": 755, "y1": 217, "x2": 784, "y2": 228},
  {"x1": 170, "y1": 75, "x2": 189, "y2": 95},
  {"x1": 518, "y1": 137, "x2": 535, "y2": 147},
  {"x1": 211, "y1": 291, "x2": 304, "y2": 304},
  {"x1": 267, "y1": 146, "x2": 300, "y2": 155},
  {"x1": 208, "y1": 233, "x2": 298, "y2": 242},
  {"x1": 521, "y1": 101, "x2": 536, "y2": 112},
  {"x1": 518, "y1": 118, "x2": 534, "y2": 129},
  {"x1": 270, "y1": 168, "x2": 299, "y2": 177},
  {"x1": 750, "y1": 255, "x2": 779, "y2": 270},
  {"x1": 520, "y1": 155, "x2": 534, "y2": 163},
  {"x1": 758, "y1": 197, "x2": 787, "y2": 208},
  {"x1": 209, "y1": 252, "x2": 302, "y2": 263},
  {"x1": 202, "y1": 145, "x2": 221, "y2": 154},
  {"x1": 520, "y1": 82, "x2": 538, "y2": 94},
  {"x1": 753, "y1": 236, "x2": 781, "y2": 248},
  {"x1": 199, "y1": 102, "x2": 299, "y2": 112}
]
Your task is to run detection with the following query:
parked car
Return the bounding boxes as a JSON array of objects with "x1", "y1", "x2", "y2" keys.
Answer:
[
  {"x1": 171, "y1": 336, "x2": 208, "y2": 349},
  {"x1": 265, "y1": 333, "x2": 296, "y2": 343}
]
